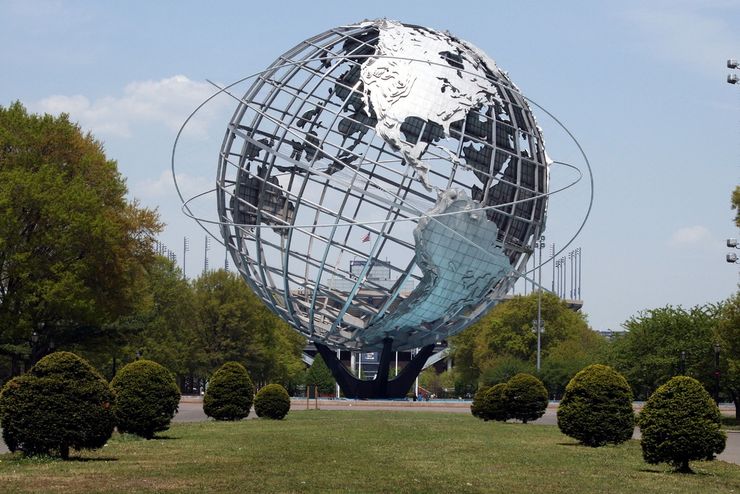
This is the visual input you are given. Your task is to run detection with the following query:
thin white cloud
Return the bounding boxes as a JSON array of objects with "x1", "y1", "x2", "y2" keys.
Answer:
[
  {"x1": 669, "y1": 225, "x2": 713, "y2": 247},
  {"x1": 33, "y1": 75, "x2": 227, "y2": 138},
  {"x1": 623, "y1": 2, "x2": 740, "y2": 75},
  {"x1": 134, "y1": 169, "x2": 213, "y2": 202}
]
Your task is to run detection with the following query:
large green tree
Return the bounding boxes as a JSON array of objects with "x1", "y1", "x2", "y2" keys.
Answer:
[
  {"x1": 305, "y1": 354, "x2": 335, "y2": 395},
  {"x1": 717, "y1": 292, "x2": 740, "y2": 418},
  {"x1": 449, "y1": 292, "x2": 600, "y2": 390},
  {"x1": 732, "y1": 185, "x2": 740, "y2": 228},
  {"x1": 108, "y1": 256, "x2": 205, "y2": 381},
  {"x1": 540, "y1": 330, "x2": 606, "y2": 399},
  {"x1": 0, "y1": 102, "x2": 161, "y2": 374},
  {"x1": 609, "y1": 304, "x2": 720, "y2": 400},
  {"x1": 192, "y1": 269, "x2": 305, "y2": 387}
]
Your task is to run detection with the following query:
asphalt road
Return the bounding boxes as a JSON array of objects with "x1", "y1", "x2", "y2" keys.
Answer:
[{"x1": 0, "y1": 398, "x2": 738, "y2": 466}]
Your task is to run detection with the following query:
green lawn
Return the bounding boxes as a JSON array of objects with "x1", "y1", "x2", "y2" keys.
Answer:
[{"x1": 0, "y1": 410, "x2": 738, "y2": 493}]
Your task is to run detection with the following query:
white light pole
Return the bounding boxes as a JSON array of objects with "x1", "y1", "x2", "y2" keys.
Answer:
[
  {"x1": 535, "y1": 235, "x2": 546, "y2": 371},
  {"x1": 336, "y1": 349, "x2": 341, "y2": 398}
]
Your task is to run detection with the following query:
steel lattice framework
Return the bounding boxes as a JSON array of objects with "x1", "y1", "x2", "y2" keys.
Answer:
[{"x1": 216, "y1": 20, "x2": 549, "y2": 353}]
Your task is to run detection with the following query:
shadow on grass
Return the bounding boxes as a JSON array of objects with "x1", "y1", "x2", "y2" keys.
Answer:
[
  {"x1": 0, "y1": 453, "x2": 118, "y2": 463},
  {"x1": 638, "y1": 467, "x2": 716, "y2": 476},
  {"x1": 115, "y1": 432, "x2": 180, "y2": 442},
  {"x1": 66, "y1": 456, "x2": 118, "y2": 462},
  {"x1": 637, "y1": 468, "x2": 664, "y2": 474}
]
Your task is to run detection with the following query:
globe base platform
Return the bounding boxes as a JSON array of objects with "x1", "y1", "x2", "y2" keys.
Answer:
[{"x1": 314, "y1": 339, "x2": 435, "y2": 400}]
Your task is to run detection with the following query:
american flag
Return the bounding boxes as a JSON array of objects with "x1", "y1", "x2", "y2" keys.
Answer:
[{"x1": 361, "y1": 232, "x2": 371, "y2": 243}]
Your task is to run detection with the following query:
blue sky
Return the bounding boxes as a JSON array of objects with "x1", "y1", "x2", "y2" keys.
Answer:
[{"x1": 1, "y1": 0, "x2": 738, "y2": 332}]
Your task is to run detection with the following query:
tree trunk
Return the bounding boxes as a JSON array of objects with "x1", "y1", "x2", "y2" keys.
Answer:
[
  {"x1": 60, "y1": 444, "x2": 69, "y2": 460},
  {"x1": 677, "y1": 459, "x2": 692, "y2": 474}
]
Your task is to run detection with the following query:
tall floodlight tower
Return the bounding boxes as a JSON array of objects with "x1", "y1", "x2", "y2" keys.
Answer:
[{"x1": 183, "y1": 236, "x2": 189, "y2": 279}]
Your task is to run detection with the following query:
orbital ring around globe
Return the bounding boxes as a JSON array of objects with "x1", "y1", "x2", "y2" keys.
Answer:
[
  {"x1": 171, "y1": 20, "x2": 593, "y2": 353},
  {"x1": 175, "y1": 161, "x2": 582, "y2": 285},
  {"x1": 171, "y1": 71, "x2": 593, "y2": 287},
  {"x1": 171, "y1": 62, "x2": 593, "y2": 272}
]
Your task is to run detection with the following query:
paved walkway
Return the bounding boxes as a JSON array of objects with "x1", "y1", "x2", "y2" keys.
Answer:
[{"x1": 1, "y1": 398, "x2": 738, "y2": 465}]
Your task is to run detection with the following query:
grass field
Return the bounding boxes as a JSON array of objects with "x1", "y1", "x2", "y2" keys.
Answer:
[{"x1": 0, "y1": 410, "x2": 738, "y2": 493}]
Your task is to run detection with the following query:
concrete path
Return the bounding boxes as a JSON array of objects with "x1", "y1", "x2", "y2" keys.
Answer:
[{"x1": 1, "y1": 398, "x2": 738, "y2": 466}]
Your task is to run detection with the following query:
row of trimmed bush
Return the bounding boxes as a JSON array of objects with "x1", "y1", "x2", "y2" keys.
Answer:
[
  {"x1": 0, "y1": 352, "x2": 179, "y2": 458},
  {"x1": 203, "y1": 361, "x2": 290, "y2": 421},
  {"x1": 471, "y1": 373, "x2": 549, "y2": 423},
  {"x1": 472, "y1": 363, "x2": 727, "y2": 473},
  {"x1": 0, "y1": 353, "x2": 290, "y2": 459}
]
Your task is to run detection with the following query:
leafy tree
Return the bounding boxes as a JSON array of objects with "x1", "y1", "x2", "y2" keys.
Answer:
[
  {"x1": 419, "y1": 367, "x2": 456, "y2": 398},
  {"x1": 717, "y1": 292, "x2": 740, "y2": 418},
  {"x1": 732, "y1": 185, "x2": 740, "y2": 228},
  {"x1": 503, "y1": 373, "x2": 548, "y2": 423},
  {"x1": 540, "y1": 332, "x2": 607, "y2": 399},
  {"x1": 305, "y1": 354, "x2": 335, "y2": 396},
  {"x1": 609, "y1": 305, "x2": 720, "y2": 400},
  {"x1": 0, "y1": 102, "x2": 161, "y2": 370},
  {"x1": 203, "y1": 361, "x2": 254, "y2": 421},
  {"x1": 0, "y1": 352, "x2": 115, "y2": 459},
  {"x1": 639, "y1": 376, "x2": 726, "y2": 473},
  {"x1": 111, "y1": 359, "x2": 180, "y2": 439},
  {"x1": 557, "y1": 364, "x2": 634, "y2": 447},
  {"x1": 192, "y1": 270, "x2": 305, "y2": 387},
  {"x1": 449, "y1": 293, "x2": 593, "y2": 388},
  {"x1": 478, "y1": 354, "x2": 534, "y2": 388},
  {"x1": 117, "y1": 257, "x2": 205, "y2": 382}
]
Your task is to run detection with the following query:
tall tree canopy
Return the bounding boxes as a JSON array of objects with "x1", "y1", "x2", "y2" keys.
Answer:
[
  {"x1": 116, "y1": 257, "x2": 204, "y2": 379},
  {"x1": 732, "y1": 185, "x2": 740, "y2": 228},
  {"x1": 609, "y1": 304, "x2": 720, "y2": 400},
  {"x1": 450, "y1": 292, "x2": 601, "y2": 391},
  {"x1": 0, "y1": 102, "x2": 161, "y2": 368},
  {"x1": 716, "y1": 292, "x2": 740, "y2": 418},
  {"x1": 193, "y1": 269, "x2": 305, "y2": 387},
  {"x1": 305, "y1": 354, "x2": 335, "y2": 395}
]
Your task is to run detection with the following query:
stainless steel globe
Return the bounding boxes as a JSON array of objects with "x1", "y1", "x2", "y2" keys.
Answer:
[{"x1": 216, "y1": 19, "x2": 549, "y2": 353}]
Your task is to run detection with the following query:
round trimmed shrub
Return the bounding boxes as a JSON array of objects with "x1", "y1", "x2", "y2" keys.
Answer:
[
  {"x1": 254, "y1": 384, "x2": 290, "y2": 420},
  {"x1": 479, "y1": 383, "x2": 509, "y2": 422},
  {"x1": 203, "y1": 362, "x2": 254, "y2": 421},
  {"x1": 557, "y1": 364, "x2": 634, "y2": 447},
  {"x1": 111, "y1": 359, "x2": 180, "y2": 439},
  {"x1": 503, "y1": 373, "x2": 548, "y2": 424},
  {"x1": 471, "y1": 385, "x2": 490, "y2": 418},
  {"x1": 639, "y1": 376, "x2": 726, "y2": 473},
  {"x1": 0, "y1": 352, "x2": 115, "y2": 459}
]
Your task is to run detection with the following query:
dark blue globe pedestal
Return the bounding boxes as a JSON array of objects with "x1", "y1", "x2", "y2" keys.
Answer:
[{"x1": 314, "y1": 338, "x2": 435, "y2": 399}]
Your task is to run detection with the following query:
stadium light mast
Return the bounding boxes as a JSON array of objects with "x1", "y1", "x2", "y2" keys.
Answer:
[
  {"x1": 534, "y1": 235, "x2": 546, "y2": 371},
  {"x1": 183, "y1": 236, "x2": 189, "y2": 279},
  {"x1": 726, "y1": 59, "x2": 739, "y2": 271},
  {"x1": 728, "y1": 59, "x2": 739, "y2": 84}
]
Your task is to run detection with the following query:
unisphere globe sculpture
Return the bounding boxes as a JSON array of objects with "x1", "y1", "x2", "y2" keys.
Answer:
[{"x1": 215, "y1": 19, "x2": 549, "y2": 397}]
